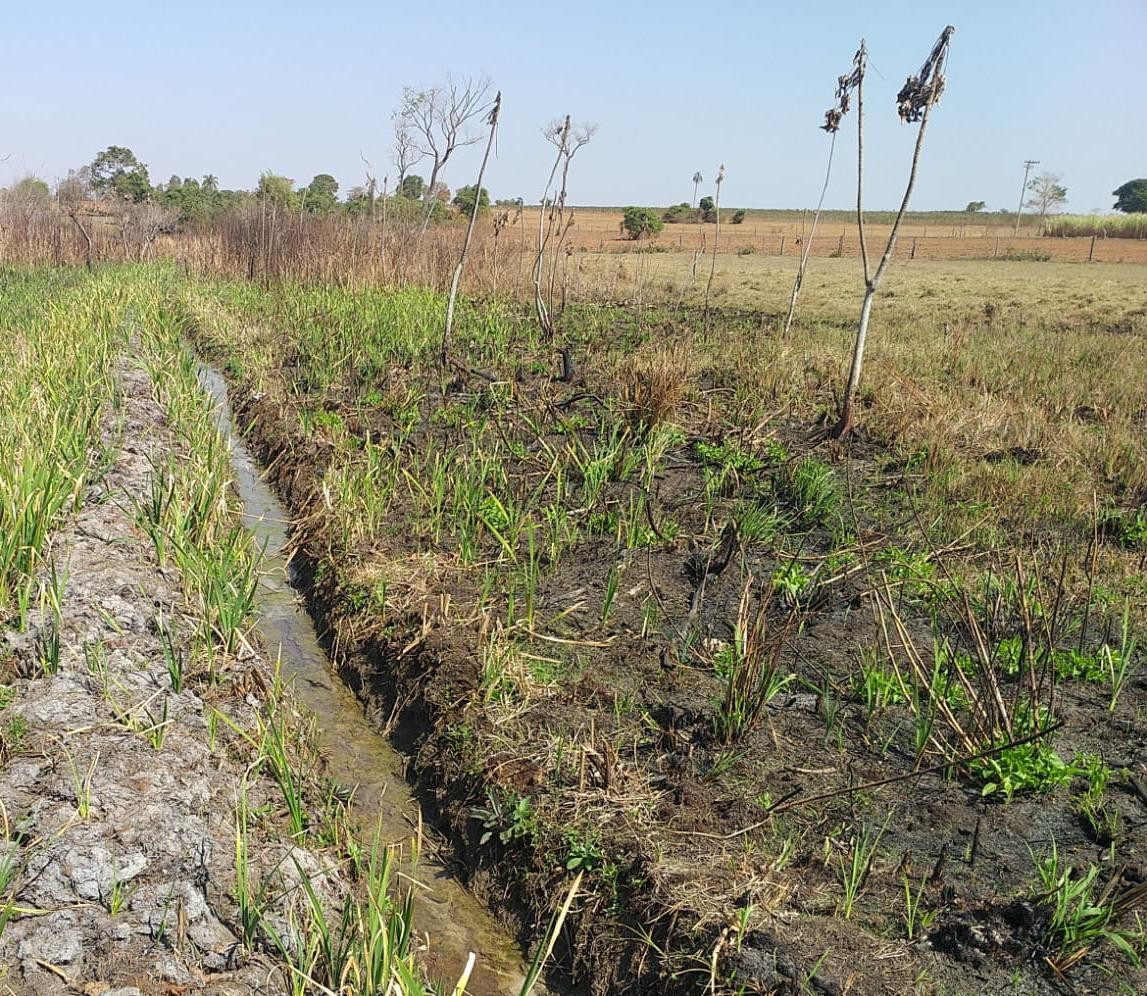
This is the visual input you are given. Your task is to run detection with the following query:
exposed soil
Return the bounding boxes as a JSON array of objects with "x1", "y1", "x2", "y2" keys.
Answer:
[
  {"x1": 212, "y1": 352, "x2": 1147, "y2": 996},
  {"x1": 0, "y1": 364, "x2": 344, "y2": 994}
]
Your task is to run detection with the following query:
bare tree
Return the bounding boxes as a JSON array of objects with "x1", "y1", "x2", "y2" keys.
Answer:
[
  {"x1": 533, "y1": 116, "x2": 595, "y2": 353},
  {"x1": 833, "y1": 26, "x2": 955, "y2": 439},
  {"x1": 396, "y1": 75, "x2": 494, "y2": 235},
  {"x1": 117, "y1": 201, "x2": 175, "y2": 260},
  {"x1": 389, "y1": 116, "x2": 424, "y2": 191},
  {"x1": 545, "y1": 118, "x2": 594, "y2": 327},
  {"x1": 57, "y1": 171, "x2": 95, "y2": 271},
  {"x1": 360, "y1": 152, "x2": 380, "y2": 221}
]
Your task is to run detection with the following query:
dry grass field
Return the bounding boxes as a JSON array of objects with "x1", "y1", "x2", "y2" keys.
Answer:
[
  {"x1": 561, "y1": 247, "x2": 1147, "y2": 317},
  {"x1": 511, "y1": 207, "x2": 1147, "y2": 264}
]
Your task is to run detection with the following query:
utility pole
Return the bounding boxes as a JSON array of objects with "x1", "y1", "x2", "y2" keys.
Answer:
[{"x1": 1013, "y1": 159, "x2": 1039, "y2": 237}]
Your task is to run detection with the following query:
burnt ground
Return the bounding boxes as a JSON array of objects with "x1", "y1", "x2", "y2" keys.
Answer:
[
  {"x1": 201, "y1": 336, "x2": 1147, "y2": 996},
  {"x1": 0, "y1": 364, "x2": 347, "y2": 994}
]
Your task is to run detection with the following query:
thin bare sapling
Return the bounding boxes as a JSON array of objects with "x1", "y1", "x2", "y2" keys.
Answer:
[
  {"x1": 442, "y1": 91, "x2": 501, "y2": 364},
  {"x1": 533, "y1": 116, "x2": 594, "y2": 377},
  {"x1": 833, "y1": 26, "x2": 954, "y2": 438},
  {"x1": 701, "y1": 164, "x2": 725, "y2": 334},
  {"x1": 782, "y1": 56, "x2": 859, "y2": 336}
]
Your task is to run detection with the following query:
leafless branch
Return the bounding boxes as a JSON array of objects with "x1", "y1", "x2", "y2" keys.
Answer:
[{"x1": 396, "y1": 75, "x2": 495, "y2": 236}]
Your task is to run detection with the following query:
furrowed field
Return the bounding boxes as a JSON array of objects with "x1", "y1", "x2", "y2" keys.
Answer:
[{"x1": 2, "y1": 246, "x2": 1146, "y2": 995}]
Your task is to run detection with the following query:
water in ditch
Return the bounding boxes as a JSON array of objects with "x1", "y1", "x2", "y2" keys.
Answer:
[{"x1": 198, "y1": 365, "x2": 537, "y2": 996}]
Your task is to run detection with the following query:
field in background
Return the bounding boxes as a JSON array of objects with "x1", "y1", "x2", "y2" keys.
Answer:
[
  {"x1": 523, "y1": 207, "x2": 1147, "y2": 263},
  {"x1": 5, "y1": 195, "x2": 1145, "y2": 288},
  {"x1": 567, "y1": 251, "x2": 1147, "y2": 316}
]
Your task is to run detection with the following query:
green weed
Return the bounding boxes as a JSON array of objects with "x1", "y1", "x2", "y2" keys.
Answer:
[
  {"x1": 782, "y1": 457, "x2": 839, "y2": 528},
  {"x1": 1035, "y1": 842, "x2": 1142, "y2": 970}
]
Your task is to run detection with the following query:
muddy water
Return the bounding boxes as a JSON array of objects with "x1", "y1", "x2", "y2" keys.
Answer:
[{"x1": 198, "y1": 366, "x2": 534, "y2": 996}]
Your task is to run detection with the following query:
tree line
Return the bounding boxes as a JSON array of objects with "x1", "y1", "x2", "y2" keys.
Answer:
[{"x1": 1, "y1": 144, "x2": 495, "y2": 231}]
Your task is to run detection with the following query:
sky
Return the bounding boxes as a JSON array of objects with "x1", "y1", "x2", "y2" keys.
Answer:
[{"x1": 1, "y1": 1, "x2": 1144, "y2": 212}]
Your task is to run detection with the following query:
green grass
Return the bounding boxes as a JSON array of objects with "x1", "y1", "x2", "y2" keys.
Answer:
[
  {"x1": 0, "y1": 264, "x2": 595, "y2": 995},
  {"x1": 0, "y1": 269, "x2": 125, "y2": 620},
  {"x1": 137, "y1": 314, "x2": 261, "y2": 666}
]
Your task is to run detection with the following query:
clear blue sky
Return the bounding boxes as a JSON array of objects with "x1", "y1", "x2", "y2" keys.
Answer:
[{"x1": 2, "y1": 1, "x2": 1143, "y2": 212}]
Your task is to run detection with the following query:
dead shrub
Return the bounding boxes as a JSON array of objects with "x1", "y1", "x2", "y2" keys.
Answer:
[{"x1": 615, "y1": 347, "x2": 694, "y2": 431}]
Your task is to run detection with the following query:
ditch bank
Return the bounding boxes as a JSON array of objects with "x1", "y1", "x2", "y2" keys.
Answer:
[
  {"x1": 196, "y1": 365, "x2": 536, "y2": 996},
  {"x1": 0, "y1": 364, "x2": 309, "y2": 994},
  {"x1": 218, "y1": 381, "x2": 684, "y2": 994},
  {"x1": 0, "y1": 354, "x2": 534, "y2": 995}
]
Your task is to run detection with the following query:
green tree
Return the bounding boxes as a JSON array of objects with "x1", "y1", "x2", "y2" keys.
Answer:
[
  {"x1": 965, "y1": 200, "x2": 986, "y2": 213},
  {"x1": 621, "y1": 206, "x2": 663, "y2": 240},
  {"x1": 89, "y1": 146, "x2": 151, "y2": 202},
  {"x1": 302, "y1": 173, "x2": 339, "y2": 213},
  {"x1": 1025, "y1": 172, "x2": 1067, "y2": 219},
  {"x1": 452, "y1": 184, "x2": 489, "y2": 218},
  {"x1": 159, "y1": 176, "x2": 215, "y2": 225},
  {"x1": 7, "y1": 176, "x2": 52, "y2": 205},
  {"x1": 663, "y1": 202, "x2": 698, "y2": 224},
  {"x1": 1112, "y1": 179, "x2": 1147, "y2": 214},
  {"x1": 399, "y1": 174, "x2": 425, "y2": 199},
  {"x1": 698, "y1": 194, "x2": 717, "y2": 222},
  {"x1": 731, "y1": 209, "x2": 747, "y2": 224},
  {"x1": 256, "y1": 172, "x2": 296, "y2": 209}
]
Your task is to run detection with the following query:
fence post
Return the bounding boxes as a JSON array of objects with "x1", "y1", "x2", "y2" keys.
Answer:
[
  {"x1": 1088, "y1": 235, "x2": 1096, "y2": 262},
  {"x1": 837, "y1": 234, "x2": 844, "y2": 256},
  {"x1": 910, "y1": 238, "x2": 917, "y2": 260},
  {"x1": 779, "y1": 236, "x2": 785, "y2": 256}
]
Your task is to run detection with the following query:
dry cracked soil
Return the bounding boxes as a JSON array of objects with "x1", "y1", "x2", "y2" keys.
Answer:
[{"x1": 0, "y1": 364, "x2": 341, "y2": 995}]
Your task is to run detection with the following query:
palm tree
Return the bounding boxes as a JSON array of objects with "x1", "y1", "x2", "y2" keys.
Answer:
[
  {"x1": 691, "y1": 171, "x2": 703, "y2": 208},
  {"x1": 201, "y1": 174, "x2": 219, "y2": 193}
]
